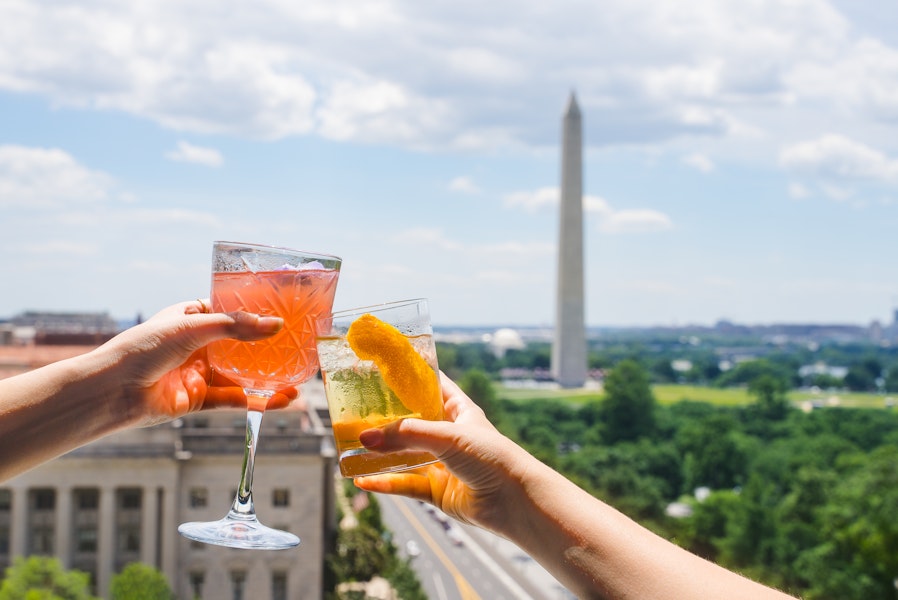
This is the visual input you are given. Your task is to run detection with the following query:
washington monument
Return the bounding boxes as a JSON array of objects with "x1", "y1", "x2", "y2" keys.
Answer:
[{"x1": 551, "y1": 92, "x2": 588, "y2": 388}]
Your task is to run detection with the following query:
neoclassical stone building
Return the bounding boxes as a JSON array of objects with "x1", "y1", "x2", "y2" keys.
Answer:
[{"x1": 0, "y1": 385, "x2": 337, "y2": 600}]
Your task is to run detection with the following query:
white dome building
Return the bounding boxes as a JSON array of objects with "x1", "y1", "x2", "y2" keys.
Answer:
[{"x1": 486, "y1": 328, "x2": 526, "y2": 358}]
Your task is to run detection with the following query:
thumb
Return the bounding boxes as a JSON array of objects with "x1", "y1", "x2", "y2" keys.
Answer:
[{"x1": 176, "y1": 311, "x2": 284, "y2": 352}]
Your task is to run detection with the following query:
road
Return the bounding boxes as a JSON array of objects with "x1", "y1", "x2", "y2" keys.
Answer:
[{"x1": 378, "y1": 494, "x2": 568, "y2": 600}]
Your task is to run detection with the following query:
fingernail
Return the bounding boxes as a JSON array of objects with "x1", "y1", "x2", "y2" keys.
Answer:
[
  {"x1": 359, "y1": 428, "x2": 384, "y2": 448},
  {"x1": 257, "y1": 316, "x2": 284, "y2": 333}
]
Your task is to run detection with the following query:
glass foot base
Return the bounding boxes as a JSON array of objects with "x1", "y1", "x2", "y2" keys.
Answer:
[{"x1": 179, "y1": 517, "x2": 300, "y2": 550}]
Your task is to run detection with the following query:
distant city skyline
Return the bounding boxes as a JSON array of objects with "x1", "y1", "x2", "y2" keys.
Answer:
[{"x1": 1, "y1": 1, "x2": 898, "y2": 327}]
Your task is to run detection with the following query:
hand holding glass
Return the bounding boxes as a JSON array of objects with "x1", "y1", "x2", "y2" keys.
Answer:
[
  {"x1": 178, "y1": 241, "x2": 341, "y2": 549},
  {"x1": 316, "y1": 298, "x2": 443, "y2": 477}
]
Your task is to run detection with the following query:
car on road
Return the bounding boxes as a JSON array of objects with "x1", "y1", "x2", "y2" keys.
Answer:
[{"x1": 445, "y1": 525, "x2": 464, "y2": 547}]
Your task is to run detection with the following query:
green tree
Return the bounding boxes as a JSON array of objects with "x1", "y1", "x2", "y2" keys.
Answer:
[
  {"x1": 458, "y1": 369, "x2": 501, "y2": 423},
  {"x1": 676, "y1": 412, "x2": 751, "y2": 491},
  {"x1": 385, "y1": 558, "x2": 427, "y2": 600},
  {"x1": 803, "y1": 445, "x2": 898, "y2": 599},
  {"x1": 0, "y1": 556, "x2": 97, "y2": 600},
  {"x1": 747, "y1": 373, "x2": 789, "y2": 419},
  {"x1": 599, "y1": 359, "x2": 657, "y2": 444},
  {"x1": 883, "y1": 362, "x2": 898, "y2": 393},
  {"x1": 678, "y1": 489, "x2": 742, "y2": 561},
  {"x1": 435, "y1": 343, "x2": 459, "y2": 377},
  {"x1": 109, "y1": 564, "x2": 173, "y2": 600},
  {"x1": 843, "y1": 365, "x2": 876, "y2": 391},
  {"x1": 715, "y1": 358, "x2": 795, "y2": 388},
  {"x1": 328, "y1": 525, "x2": 390, "y2": 583}
]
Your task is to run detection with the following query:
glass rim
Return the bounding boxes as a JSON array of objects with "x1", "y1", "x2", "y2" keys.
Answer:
[
  {"x1": 213, "y1": 240, "x2": 342, "y2": 264},
  {"x1": 327, "y1": 298, "x2": 429, "y2": 320}
]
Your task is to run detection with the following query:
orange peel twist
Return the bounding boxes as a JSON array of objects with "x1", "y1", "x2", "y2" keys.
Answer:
[{"x1": 346, "y1": 313, "x2": 441, "y2": 420}]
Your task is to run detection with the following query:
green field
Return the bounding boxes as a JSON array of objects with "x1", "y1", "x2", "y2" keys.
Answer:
[{"x1": 498, "y1": 383, "x2": 896, "y2": 410}]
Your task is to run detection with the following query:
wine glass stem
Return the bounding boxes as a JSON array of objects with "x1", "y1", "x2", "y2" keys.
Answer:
[{"x1": 231, "y1": 406, "x2": 265, "y2": 520}]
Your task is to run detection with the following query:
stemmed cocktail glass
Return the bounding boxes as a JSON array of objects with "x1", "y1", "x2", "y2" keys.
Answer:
[{"x1": 178, "y1": 241, "x2": 341, "y2": 549}]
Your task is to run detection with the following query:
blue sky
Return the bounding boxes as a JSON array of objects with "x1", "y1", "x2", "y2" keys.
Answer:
[{"x1": 1, "y1": 0, "x2": 898, "y2": 328}]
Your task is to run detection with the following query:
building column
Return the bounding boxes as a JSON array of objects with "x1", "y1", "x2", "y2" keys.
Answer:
[
  {"x1": 140, "y1": 486, "x2": 158, "y2": 566},
  {"x1": 97, "y1": 486, "x2": 115, "y2": 596},
  {"x1": 55, "y1": 486, "x2": 72, "y2": 567},
  {"x1": 9, "y1": 486, "x2": 27, "y2": 557},
  {"x1": 160, "y1": 481, "x2": 179, "y2": 583}
]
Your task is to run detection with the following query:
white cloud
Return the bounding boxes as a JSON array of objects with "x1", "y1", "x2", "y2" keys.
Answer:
[
  {"x1": 599, "y1": 209, "x2": 674, "y2": 234},
  {"x1": 481, "y1": 241, "x2": 554, "y2": 257},
  {"x1": 0, "y1": 0, "x2": 880, "y2": 151},
  {"x1": 788, "y1": 182, "x2": 811, "y2": 199},
  {"x1": 682, "y1": 152, "x2": 715, "y2": 173},
  {"x1": 165, "y1": 141, "x2": 224, "y2": 167},
  {"x1": 504, "y1": 186, "x2": 671, "y2": 234},
  {"x1": 786, "y1": 38, "x2": 898, "y2": 122},
  {"x1": 448, "y1": 176, "x2": 481, "y2": 194},
  {"x1": 446, "y1": 47, "x2": 525, "y2": 84},
  {"x1": 316, "y1": 78, "x2": 452, "y2": 145},
  {"x1": 0, "y1": 145, "x2": 113, "y2": 208},
  {"x1": 503, "y1": 187, "x2": 558, "y2": 212},
  {"x1": 391, "y1": 228, "x2": 462, "y2": 251},
  {"x1": 779, "y1": 134, "x2": 898, "y2": 181}
]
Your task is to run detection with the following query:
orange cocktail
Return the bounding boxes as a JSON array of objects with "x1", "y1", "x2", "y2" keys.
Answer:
[{"x1": 316, "y1": 299, "x2": 443, "y2": 477}]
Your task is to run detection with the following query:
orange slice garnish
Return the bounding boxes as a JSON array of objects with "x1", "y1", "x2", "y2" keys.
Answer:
[{"x1": 346, "y1": 313, "x2": 441, "y2": 420}]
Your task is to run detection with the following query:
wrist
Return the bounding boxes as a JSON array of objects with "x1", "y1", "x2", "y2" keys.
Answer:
[{"x1": 73, "y1": 343, "x2": 141, "y2": 432}]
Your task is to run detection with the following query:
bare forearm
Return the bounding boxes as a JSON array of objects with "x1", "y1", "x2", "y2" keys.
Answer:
[
  {"x1": 496, "y1": 455, "x2": 796, "y2": 600},
  {"x1": 0, "y1": 349, "x2": 131, "y2": 482}
]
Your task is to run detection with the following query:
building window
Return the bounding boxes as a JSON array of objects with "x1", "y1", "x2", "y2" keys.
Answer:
[
  {"x1": 189, "y1": 488, "x2": 208, "y2": 508},
  {"x1": 271, "y1": 572, "x2": 287, "y2": 600},
  {"x1": 230, "y1": 571, "x2": 246, "y2": 600},
  {"x1": 0, "y1": 525, "x2": 9, "y2": 555},
  {"x1": 31, "y1": 489, "x2": 55, "y2": 511},
  {"x1": 118, "y1": 489, "x2": 142, "y2": 510},
  {"x1": 272, "y1": 489, "x2": 290, "y2": 507},
  {"x1": 75, "y1": 529, "x2": 97, "y2": 553},
  {"x1": 28, "y1": 489, "x2": 56, "y2": 556},
  {"x1": 75, "y1": 488, "x2": 99, "y2": 510},
  {"x1": 72, "y1": 489, "x2": 99, "y2": 558},
  {"x1": 0, "y1": 489, "x2": 10, "y2": 511},
  {"x1": 189, "y1": 571, "x2": 205, "y2": 598},
  {"x1": 117, "y1": 528, "x2": 140, "y2": 554},
  {"x1": 30, "y1": 526, "x2": 54, "y2": 555},
  {"x1": 114, "y1": 488, "x2": 141, "y2": 570}
]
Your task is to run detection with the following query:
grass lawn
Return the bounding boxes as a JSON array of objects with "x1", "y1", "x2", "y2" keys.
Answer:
[{"x1": 498, "y1": 382, "x2": 896, "y2": 410}]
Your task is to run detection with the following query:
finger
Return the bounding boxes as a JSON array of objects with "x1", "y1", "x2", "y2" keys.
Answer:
[
  {"x1": 201, "y1": 383, "x2": 298, "y2": 411},
  {"x1": 267, "y1": 386, "x2": 298, "y2": 410},
  {"x1": 203, "y1": 386, "x2": 248, "y2": 409},
  {"x1": 359, "y1": 417, "x2": 458, "y2": 457},
  {"x1": 353, "y1": 468, "x2": 438, "y2": 501},
  {"x1": 184, "y1": 298, "x2": 210, "y2": 315},
  {"x1": 210, "y1": 370, "x2": 239, "y2": 387}
]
